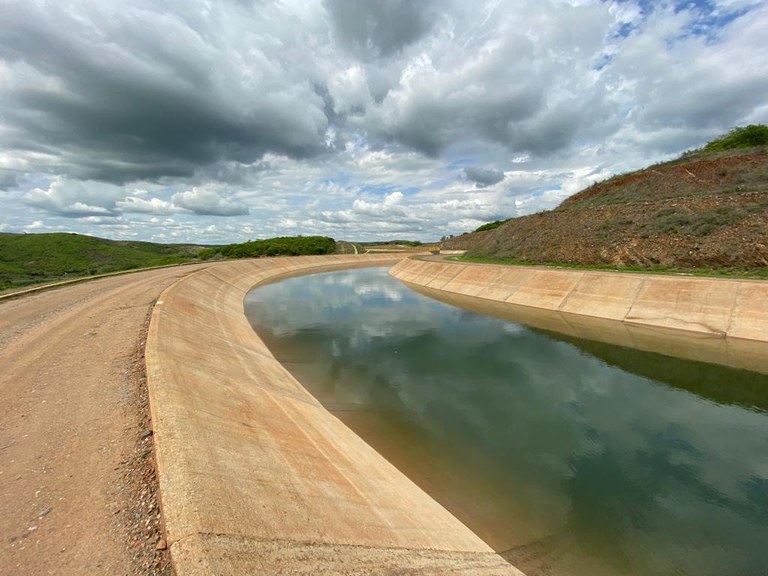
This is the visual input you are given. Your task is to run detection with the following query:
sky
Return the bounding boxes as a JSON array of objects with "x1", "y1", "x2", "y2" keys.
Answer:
[{"x1": 1, "y1": 0, "x2": 767, "y2": 243}]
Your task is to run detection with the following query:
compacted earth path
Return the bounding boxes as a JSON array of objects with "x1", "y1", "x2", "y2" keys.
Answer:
[{"x1": 0, "y1": 265, "x2": 205, "y2": 576}]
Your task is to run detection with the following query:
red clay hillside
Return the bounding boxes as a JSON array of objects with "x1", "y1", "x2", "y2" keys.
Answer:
[{"x1": 445, "y1": 126, "x2": 768, "y2": 274}]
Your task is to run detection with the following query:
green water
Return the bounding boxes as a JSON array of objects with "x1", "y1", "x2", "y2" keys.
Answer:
[{"x1": 244, "y1": 267, "x2": 768, "y2": 576}]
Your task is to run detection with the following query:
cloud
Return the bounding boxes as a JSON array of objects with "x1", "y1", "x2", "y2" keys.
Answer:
[
  {"x1": 116, "y1": 196, "x2": 179, "y2": 215},
  {"x1": 171, "y1": 187, "x2": 249, "y2": 216},
  {"x1": 24, "y1": 179, "x2": 124, "y2": 217},
  {"x1": 0, "y1": 0, "x2": 766, "y2": 242},
  {"x1": 463, "y1": 167, "x2": 505, "y2": 188},
  {"x1": 311, "y1": 186, "x2": 506, "y2": 239},
  {"x1": 325, "y1": 0, "x2": 438, "y2": 58},
  {"x1": 327, "y1": 65, "x2": 372, "y2": 115},
  {"x1": 0, "y1": 0, "x2": 331, "y2": 183},
  {"x1": 0, "y1": 169, "x2": 19, "y2": 191},
  {"x1": 605, "y1": 3, "x2": 768, "y2": 134},
  {"x1": 22, "y1": 178, "x2": 249, "y2": 219},
  {"x1": 362, "y1": 2, "x2": 614, "y2": 157}
]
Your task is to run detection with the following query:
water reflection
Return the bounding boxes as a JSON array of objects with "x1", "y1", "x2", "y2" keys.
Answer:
[{"x1": 244, "y1": 267, "x2": 768, "y2": 576}]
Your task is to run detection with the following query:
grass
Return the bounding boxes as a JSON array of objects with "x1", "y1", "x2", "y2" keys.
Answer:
[
  {"x1": 473, "y1": 219, "x2": 512, "y2": 233},
  {"x1": 701, "y1": 125, "x2": 768, "y2": 153},
  {"x1": 534, "y1": 327, "x2": 768, "y2": 412},
  {"x1": 451, "y1": 254, "x2": 768, "y2": 280},
  {"x1": 0, "y1": 232, "x2": 204, "y2": 291}
]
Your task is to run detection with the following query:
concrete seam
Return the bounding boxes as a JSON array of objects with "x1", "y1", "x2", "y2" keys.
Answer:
[
  {"x1": 555, "y1": 273, "x2": 585, "y2": 311},
  {"x1": 724, "y1": 282, "x2": 744, "y2": 338},
  {"x1": 622, "y1": 275, "x2": 647, "y2": 322}
]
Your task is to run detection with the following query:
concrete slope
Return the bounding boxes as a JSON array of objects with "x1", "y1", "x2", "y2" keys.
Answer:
[
  {"x1": 146, "y1": 255, "x2": 522, "y2": 575},
  {"x1": 390, "y1": 259, "x2": 768, "y2": 374}
]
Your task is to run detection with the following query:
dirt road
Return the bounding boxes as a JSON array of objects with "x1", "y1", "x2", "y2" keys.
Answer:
[{"x1": 0, "y1": 265, "x2": 205, "y2": 576}]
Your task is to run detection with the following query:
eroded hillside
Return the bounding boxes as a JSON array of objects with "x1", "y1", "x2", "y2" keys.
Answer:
[{"x1": 445, "y1": 146, "x2": 768, "y2": 272}]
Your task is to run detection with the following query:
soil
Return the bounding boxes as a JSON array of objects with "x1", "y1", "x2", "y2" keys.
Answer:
[
  {"x1": 444, "y1": 149, "x2": 768, "y2": 271},
  {"x1": 0, "y1": 266, "x2": 203, "y2": 576}
]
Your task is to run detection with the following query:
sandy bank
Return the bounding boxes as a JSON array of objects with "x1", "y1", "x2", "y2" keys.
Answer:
[
  {"x1": 390, "y1": 259, "x2": 768, "y2": 374},
  {"x1": 146, "y1": 255, "x2": 522, "y2": 575}
]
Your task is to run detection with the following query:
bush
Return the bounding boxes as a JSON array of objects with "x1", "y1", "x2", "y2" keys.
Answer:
[
  {"x1": 702, "y1": 125, "x2": 768, "y2": 153},
  {"x1": 650, "y1": 206, "x2": 748, "y2": 236},
  {"x1": 200, "y1": 236, "x2": 336, "y2": 260},
  {"x1": 474, "y1": 218, "x2": 511, "y2": 233}
]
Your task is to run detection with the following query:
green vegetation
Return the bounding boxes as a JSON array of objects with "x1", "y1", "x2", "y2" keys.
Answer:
[
  {"x1": 0, "y1": 232, "x2": 202, "y2": 291},
  {"x1": 647, "y1": 205, "x2": 752, "y2": 236},
  {"x1": 451, "y1": 254, "x2": 768, "y2": 280},
  {"x1": 702, "y1": 125, "x2": 768, "y2": 153},
  {"x1": 474, "y1": 218, "x2": 511, "y2": 233},
  {"x1": 199, "y1": 236, "x2": 336, "y2": 260},
  {"x1": 0, "y1": 232, "x2": 346, "y2": 293},
  {"x1": 534, "y1": 327, "x2": 768, "y2": 412}
]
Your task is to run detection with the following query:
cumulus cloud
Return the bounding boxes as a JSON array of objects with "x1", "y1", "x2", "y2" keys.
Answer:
[
  {"x1": 116, "y1": 196, "x2": 179, "y2": 215},
  {"x1": 21, "y1": 178, "x2": 248, "y2": 219},
  {"x1": 318, "y1": 191, "x2": 409, "y2": 224},
  {"x1": 328, "y1": 65, "x2": 372, "y2": 115},
  {"x1": 171, "y1": 187, "x2": 249, "y2": 216},
  {"x1": 311, "y1": 186, "x2": 506, "y2": 239},
  {"x1": 24, "y1": 179, "x2": 125, "y2": 217}
]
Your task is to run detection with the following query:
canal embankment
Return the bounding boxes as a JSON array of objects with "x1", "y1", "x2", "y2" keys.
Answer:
[
  {"x1": 244, "y1": 266, "x2": 768, "y2": 576},
  {"x1": 145, "y1": 254, "x2": 522, "y2": 576},
  {"x1": 390, "y1": 258, "x2": 768, "y2": 374}
]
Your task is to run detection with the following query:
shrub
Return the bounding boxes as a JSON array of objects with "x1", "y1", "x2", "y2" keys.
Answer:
[
  {"x1": 200, "y1": 236, "x2": 336, "y2": 260},
  {"x1": 474, "y1": 218, "x2": 511, "y2": 233},
  {"x1": 702, "y1": 125, "x2": 768, "y2": 152}
]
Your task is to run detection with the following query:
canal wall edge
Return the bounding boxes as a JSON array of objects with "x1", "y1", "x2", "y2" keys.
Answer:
[
  {"x1": 145, "y1": 254, "x2": 524, "y2": 576},
  {"x1": 389, "y1": 258, "x2": 768, "y2": 372}
]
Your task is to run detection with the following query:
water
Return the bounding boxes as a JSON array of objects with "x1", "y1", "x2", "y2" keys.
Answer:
[{"x1": 244, "y1": 267, "x2": 768, "y2": 576}]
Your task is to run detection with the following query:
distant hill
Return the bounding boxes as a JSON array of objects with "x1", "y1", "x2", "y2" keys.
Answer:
[
  {"x1": 0, "y1": 232, "x2": 205, "y2": 290},
  {"x1": 445, "y1": 126, "x2": 768, "y2": 274}
]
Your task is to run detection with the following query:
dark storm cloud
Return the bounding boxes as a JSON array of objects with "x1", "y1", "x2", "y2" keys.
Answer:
[
  {"x1": 463, "y1": 167, "x2": 505, "y2": 188},
  {"x1": 325, "y1": 0, "x2": 437, "y2": 58},
  {"x1": 0, "y1": 1, "x2": 329, "y2": 184},
  {"x1": 372, "y1": 79, "x2": 549, "y2": 158}
]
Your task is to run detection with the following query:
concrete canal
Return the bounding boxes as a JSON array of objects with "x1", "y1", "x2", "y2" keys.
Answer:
[{"x1": 244, "y1": 266, "x2": 768, "y2": 576}]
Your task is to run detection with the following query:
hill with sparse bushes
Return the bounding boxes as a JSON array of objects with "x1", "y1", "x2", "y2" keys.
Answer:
[
  {"x1": 0, "y1": 232, "x2": 204, "y2": 290},
  {"x1": 0, "y1": 233, "x2": 342, "y2": 292},
  {"x1": 445, "y1": 126, "x2": 768, "y2": 275}
]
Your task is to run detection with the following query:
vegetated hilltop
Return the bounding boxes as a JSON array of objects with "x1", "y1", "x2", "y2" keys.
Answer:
[
  {"x1": 446, "y1": 126, "x2": 768, "y2": 274},
  {"x1": 199, "y1": 235, "x2": 336, "y2": 259},
  {"x1": 0, "y1": 233, "x2": 340, "y2": 292},
  {"x1": 0, "y1": 232, "x2": 204, "y2": 290}
]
